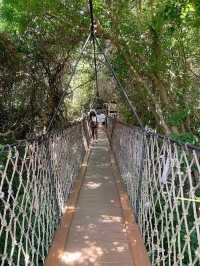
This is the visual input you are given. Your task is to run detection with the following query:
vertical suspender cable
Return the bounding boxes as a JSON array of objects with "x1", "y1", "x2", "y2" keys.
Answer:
[
  {"x1": 95, "y1": 36, "x2": 144, "y2": 130},
  {"x1": 89, "y1": 0, "x2": 99, "y2": 98}
]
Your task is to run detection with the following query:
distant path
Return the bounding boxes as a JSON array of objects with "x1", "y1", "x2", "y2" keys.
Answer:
[{"x1": 61, "y1": 129, "x2": 133, "y2": 266}]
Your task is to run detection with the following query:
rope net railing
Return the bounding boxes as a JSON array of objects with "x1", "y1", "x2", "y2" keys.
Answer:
[
  {"x1": 108, "y1": 119, "x2": 200, "y2": 266},
  {"x1": 0, "y1": 120, "x2": 90, "y2": 266}
]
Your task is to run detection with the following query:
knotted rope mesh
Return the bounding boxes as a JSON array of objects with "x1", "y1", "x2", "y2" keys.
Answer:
[
  {"x1": 0, "y1": 120, "x2": 89, "y2": 266},
  {"x1": 109, "y1": 119, "x2": 200, "y2": 266}
]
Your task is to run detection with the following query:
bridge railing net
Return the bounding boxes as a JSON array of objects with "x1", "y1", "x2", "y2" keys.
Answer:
[
  {"x1": 0, "y1": 120, "x2": 89, "y2": 266},
  {"x1": 109, "y1": 119, "x2": 200, "y2": 266}
]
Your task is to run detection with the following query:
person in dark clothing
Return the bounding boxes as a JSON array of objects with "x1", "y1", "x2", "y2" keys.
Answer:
[{"x1": 89, "y1": 112, "x2": 98, "y2": 141}]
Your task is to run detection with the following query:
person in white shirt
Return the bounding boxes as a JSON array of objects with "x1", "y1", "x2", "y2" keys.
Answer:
[
  {"x1": 96, "y1": 112, "x2": 106, "y2": 126},
  {"x1": 96, "y1": 112, "x2": 101, "y2": 124},
  {"x1": 100, "y1": 113, "x2": 106, "y2": 124}
]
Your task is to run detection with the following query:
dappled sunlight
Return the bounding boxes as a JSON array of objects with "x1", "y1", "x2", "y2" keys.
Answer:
[
  {"x1": 81, "y1": 163, "x2": 88, "y2": 167},
  {"x1": 60, "y1": 239, "x2": 130, "y2": 265},
  {"x1": 60, "y1": 244, "x2": 104, "y2": 265},
  {"x1": 60, "y1": 251, "x2": 82, "y2": 264},
  {"x1": 85, "y1": 174, "x2": 110, "y2": 181},
  {"x1": 100, "y1": 214, "x2": 122, "y2": 224},
  {"x1": 88, "y1": 223, "x2": 97, "y2": 229},
  {"x1": 112, "y1": 243, "x2": 126, "y2": 253},
  {"x1": 62, "y1": 205, "x2": 76, "y2": 215},
  {"x1": 75, "y1": 223, "x2": 97, "y2": 232},
  {"x1": 85, "y1": 181, "x2": 102, "y2": 190}
]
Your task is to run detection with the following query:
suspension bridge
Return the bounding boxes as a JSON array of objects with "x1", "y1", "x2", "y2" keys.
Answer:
[{"x1": 0, "y1": 1, "x2": 200, "y2": 265}]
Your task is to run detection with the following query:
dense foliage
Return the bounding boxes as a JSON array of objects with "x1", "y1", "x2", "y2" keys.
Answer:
[
  {"x1": 0, "y1": 0, "x2": 90, "y2": 141},
  {"x1": 0, "y1": 0, "x2": 200, "y2": 144},
  {"x1": 93, "y1": 0, "x2": 200, "y2": 143}
]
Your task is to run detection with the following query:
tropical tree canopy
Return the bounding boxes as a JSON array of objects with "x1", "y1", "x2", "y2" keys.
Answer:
[{"x1": 0, "y1": 0, "x2": 200, "y2": 144}]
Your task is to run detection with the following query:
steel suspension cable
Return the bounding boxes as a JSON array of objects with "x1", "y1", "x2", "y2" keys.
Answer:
[
  {"x1": 66, "y1": 76, "x2": 96, "y2": 98},
  {"x1": 95, "y1": 36, "x2": 144, "y2": 130},
  {"x1": 47, "y1": 33, "x2": 91, "y2": 132},
  {"x1": 89, "y1": 0, "x2": 99, "y2": 98}
]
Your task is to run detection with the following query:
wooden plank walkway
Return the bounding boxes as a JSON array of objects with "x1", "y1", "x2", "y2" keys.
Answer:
[{"x1": 45, "y1": 129, "x2": 150, "y2": 266}]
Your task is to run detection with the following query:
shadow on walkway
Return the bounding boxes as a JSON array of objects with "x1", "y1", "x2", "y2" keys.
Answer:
[{"x1": 60, "y1": 129, "x2": 133, "y2": 266}]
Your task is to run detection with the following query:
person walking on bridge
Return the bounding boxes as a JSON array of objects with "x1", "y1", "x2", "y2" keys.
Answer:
[
  {"x1": 89, "y1": 111, "x2": 98, "y2": 141},
  {"x1": 97, "y1": 111, "x2": 106, "y2": 127}
]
